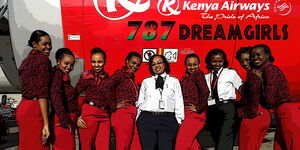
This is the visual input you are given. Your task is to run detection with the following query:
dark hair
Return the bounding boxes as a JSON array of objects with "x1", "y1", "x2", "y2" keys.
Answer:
[
  {"x1": 184, "y1": 53, "x2": 200, "y2": 65},
  {"x1": 28, "y1": 30, "x2": 50, "y2": 47},
  {"x1": 90, "y1": 47, "x2": 106, "y2": 61},
  {"x1": 148, "y1": 55, "x2": 170, "y2": 75},
  {"x1": 252, "y1": 44, "x2": 275, "y2": 63},
  {"x1": 205, "y1": 49, "x2": 229, "y2": 71},
  {"x1": 125, "y1": 52, "x2": 142, "y2": 64},
  {"x1": 55, "y1": 48, "x2": 75, "y2": 62},
  {"x1": 235, "y1": 47, "x2": 252, "y2": 60}
]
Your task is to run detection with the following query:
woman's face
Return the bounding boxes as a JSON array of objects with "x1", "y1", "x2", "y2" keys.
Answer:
[
  {"x1": 238, "y1": 53, "x2": 251, "y2": 71},
  {"x1": 185, "y1": 57, "x2": 199, "y2": 74},
  {"x1": 251, "y1": 47, "x2": 269, "y2": 67},
  {"x1": 151, "y1": 56, "x2": 166, "y2": 75},
  {"x1": 58, "y1": 54, "x2": 75, "y2": 74},
  {"x1": 90, "y1": 53, "x2": 106, "y2": 73},
  {"x1": 126, "y1": 55, "x2": 141, "y2": 73},
  {"x1": 32, "y1": 35, "x2": 52, "y2": 56},
  {"x1": 210, "y1": 54, "x2": 224, "y2": 71}
]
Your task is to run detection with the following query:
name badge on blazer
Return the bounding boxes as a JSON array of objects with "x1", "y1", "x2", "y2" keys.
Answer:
[
  {"x1": 158, "y1": 88, "x2": 165, "y2": 109},
  {"x1": 159, "y1": 100, "x2": 165, "y2": 109},
  {"x1": 208, "y1": 97, "x2": 216, "y2": 106}
]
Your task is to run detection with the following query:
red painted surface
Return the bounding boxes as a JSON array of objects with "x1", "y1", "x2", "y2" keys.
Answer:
[{"x1": 60, "y1": 0, "x2": 300, "y2": 102}]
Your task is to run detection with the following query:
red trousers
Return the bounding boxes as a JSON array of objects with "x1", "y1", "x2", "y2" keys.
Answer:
[
  {"x1": 16, "y1": 98, "x2": 49, "y2": 150},
  {"x1": 111, "y1": 104, "x2": 137, "y2": 150},
  {"x1": 238, "y1": 104, "x2": 271, "y2": 150},
  {"x1": 130, "y1": 124, "x2": 142, "y2": 150},
  {"x1": 274, "y1": 103, "x2": 300, "y2": 150},
  {"x1": 79, "y1": 104, "x2": 110, "y2": 150},
  {"x1": 175, "y1": 110, "x2": 206, "y2": 150},
  {"x1": 51, "y1": 113, "x2": 76, "y2": 150}
]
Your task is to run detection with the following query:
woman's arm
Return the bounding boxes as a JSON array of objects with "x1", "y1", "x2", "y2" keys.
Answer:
[
  {"x1": 263, "y1": 68, "x2": 279, "y2": 107},
  {"x1": 35, "y1": 58, "x2": 52, "y2": 144},
  {"x1": 75, "y1": 75, "x2": 87, "y2": 96},
  {"x1": 136, "y1": 79, "x2": 146, "y2": 108},
  {"x1": 231, "y1": 70, "x2": 243, "y2": 93},
  {"x1": 38, "y1": 98, "x2": 50, "y2": 145},
  {"x1": 51, "y1": 71, "x2": 73, "y2": 129},
  {"x1": 174, "y1": 79, "x2": 184, "y2": 124},
  {"x1": 101, "y1": 70, "x2": 123, "y2": 89},
  {"x1": 195, "y1": 71, "x2": 209, "y2": 113}
]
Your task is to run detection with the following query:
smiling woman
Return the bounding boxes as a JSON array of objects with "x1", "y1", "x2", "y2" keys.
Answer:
[
  {"x1": 175, "y1": 54, "x2": 209, "y2": 150},
  {"x1": 50, "y1": 48, "x2": 77, "y2": 150},
  {"x1": 16, "y1": 30, "x2": 53, "y2": 150},
  {"x1": 100, "y1": 52, "x2": 142, "y2": 150},
  {"x1": 235, "y1": 46, "x2": 271, "y2": 150},
  {"x1": 250, "y1": 44, "x2": 300, "y2": 150},
  {"x1": 204, "y1": 49, "x2": 243, "y2": 150},
  {"x1": 76, "y1": 47, "x2": 114, "y2": 150},
  {"x1": 136, "y1": 55, "x2": 184, "y2": 150}
]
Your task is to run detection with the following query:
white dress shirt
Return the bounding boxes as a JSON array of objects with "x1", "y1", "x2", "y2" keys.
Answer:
[
  {"x1": 136, "y1": 72, "x2": 185, "y2": 124},
  {"x1": 205, "y1": 67, "x2": 243, "y2": 102}
]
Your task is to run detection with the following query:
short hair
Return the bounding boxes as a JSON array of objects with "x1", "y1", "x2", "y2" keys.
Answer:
[
  {"x1": 125, "y1": 52, "x2": 142, "y2": 64},
  {"x1": 90, "y1": 47, "x2": 106, "y2": 61},
  {"x1": 55, "y1": 48, "x2": 74, "y2": 62},
  {"x1": 251, "y1": 44, "x2": 275, "y2": 63},
  {"x1": 184, "y1": 53, "x2": 200, "y2": 65},
  {"x1": 28, "y1": 30, "x2": 50, "y2": 47},
  {"x1": 205, "y1": 49, "x2": 229, "y2": 71},
  {"x1": 235, "y1": 47, "x2": 252, "y2": 60},
  {"x1": 148, "y1": 55, "x2": 170, "y2": 75}
]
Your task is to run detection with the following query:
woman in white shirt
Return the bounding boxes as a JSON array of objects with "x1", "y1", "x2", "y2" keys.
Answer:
[
  {"x1": 204, "y1": 49, "x2": 243, "y2": 150},
  {"x1": 136, "y1": 55, "x2": 184, "y2": 150}
]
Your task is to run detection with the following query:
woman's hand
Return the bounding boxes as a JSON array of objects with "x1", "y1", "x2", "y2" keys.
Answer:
[
  {"x1": 41, "y1": 125, "x2": 50, "y2": 145},
  {"x1": 186, "y1": 103, "x2": 197, "y2": 112},
  {"x1": 77, "y1": 116, "x2": 87, "y2": 128},
  {"x1": 236, "y1": 107, "x2": 245, "y2": 118},
  {"x1": 67, "y1": 124, "x2": 74, "y2": 134},
  {"x1": 117, "y1": 100, "x2": 129, "y2": 109}
]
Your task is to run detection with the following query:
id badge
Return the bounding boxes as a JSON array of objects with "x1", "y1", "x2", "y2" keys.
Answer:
[
  {"x1": 207, "y1": 97, "x2": 216, "y2": 106},
  {"x1": 159, "y1": 99, "x2": 165, "y2": 109}
]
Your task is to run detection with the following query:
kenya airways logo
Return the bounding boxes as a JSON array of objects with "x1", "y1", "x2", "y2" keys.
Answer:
[
  {"x1": 93, "y1": 0, "x2": 150, "y2": 20},
  {"x1": 157, "y1": 0, "x2": 181, "y2": 16}
]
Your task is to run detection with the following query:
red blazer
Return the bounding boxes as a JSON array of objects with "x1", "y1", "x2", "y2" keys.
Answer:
[{"x1": 180, "y1": 70, "x2": 209, "y2": 114}]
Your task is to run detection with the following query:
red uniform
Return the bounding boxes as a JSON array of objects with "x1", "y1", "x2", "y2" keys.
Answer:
[
  {"x1": 238, "y1": 71, "x2": 271, "y2": 150},
  {"x1": 261, "y1": 62, "x2": 300, "y2": 150},
  {"x1": 16, "y1": 49, "x2": 52, "y2": 150},
  {"x1": 175, "y1": 71, "x2": 209, "y2": 150},
  {"x1": 102, "y1": 66, "x2": 141, "y2": 150},
  {"x1": 76, "y1": 70, "x2": 114, "y2": 150},
  {"x1": 50, "y1": 67, "x2": 78, "y2": 150}
]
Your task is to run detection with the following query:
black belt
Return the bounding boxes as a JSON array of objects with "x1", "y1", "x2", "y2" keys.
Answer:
[
  {"x1": 277, "y1": 100, "x2": 292, "y2": 106},
  {"x1": 244, "y1": 112, "x2": 263, "y2": 119},
  {"x1": 22, "y1": 97, "x2": 38, "y2": 100},
  {"x1": 219, "y1": 99, "x2": 233, "y2": 105},
  {"x1": 85, "y1": 101, "x2": 106, "y2": 110},
  {"x1": 117, "y1": 100, "x2": 136, "y2": 106},
  {"x1": 142, "y1": 111, "x2": 174, "y2": 116}
]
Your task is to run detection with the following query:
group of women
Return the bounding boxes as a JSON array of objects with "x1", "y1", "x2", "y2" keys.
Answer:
[
  {"x1": 16, "y1": 29, "x2": 300, "y2": 150},
  {"x1": 236, "y1": 45, "x2": 300, "y2": 150}
]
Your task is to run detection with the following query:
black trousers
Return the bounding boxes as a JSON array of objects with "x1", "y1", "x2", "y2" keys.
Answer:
[
  {"x1": 137, "y1": 112, "x2": 179, "y2": 150},
  {"x1": 207, "y1": 102, "x2": 238, "y2": 150}
]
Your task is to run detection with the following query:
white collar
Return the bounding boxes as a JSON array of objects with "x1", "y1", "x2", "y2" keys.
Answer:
[
  {"x1": 154, "y1": 72, "x2": 167, "y2": 78},
  {"x1": 211, "y1": 67, "x2": 224, "y2": 76}
]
